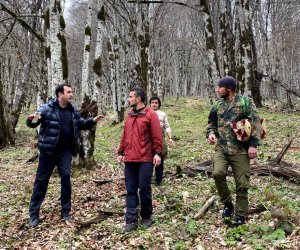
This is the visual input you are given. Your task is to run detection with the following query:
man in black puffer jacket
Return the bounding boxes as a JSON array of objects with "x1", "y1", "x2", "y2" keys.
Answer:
[{"x1": 26, "y1": 84, "x2": 104, "y2": 227}]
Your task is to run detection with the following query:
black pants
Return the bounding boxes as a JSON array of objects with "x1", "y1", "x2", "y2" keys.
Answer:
[
  {"x1": 124, "y1": 162, "x2": 153, "y2": 223},
  {"x1": 155, "y1": 158, "x2": 164, "y2": 185},
  {"x1": 29, "y1": 149, "x2": 72, "y2": 219}
]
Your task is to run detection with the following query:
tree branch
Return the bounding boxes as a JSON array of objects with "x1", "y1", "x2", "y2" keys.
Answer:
[
  {"x1": 273, "y1": 138, "x2": 294, "y2": 164},
  {"x1": 0, "y1": 2, "x2": 44, "y2": 43},
  {"x1": 0, "y1": 18, "x2": 16, "y2": 47},
  {"x1": 194, "y1": 195, "x2": 217, "y2": 219},
  {"x1": 127, "y1": 0, "x2": 200, "y2": 11},
  {"x1": 262, "y1": 74, "x2": 300, "y2": 98}
]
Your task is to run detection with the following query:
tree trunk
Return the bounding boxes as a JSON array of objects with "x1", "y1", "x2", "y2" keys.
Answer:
[
  {"x1": 81, "y1": 0, "x2": 95, "y2": 101},
  {"x1": 48, "y1": 0, "x2": 68, "y2": 96},
  {"x1": 93, "y1": 1, "x2": 107, "y2": 112},
  {"x1": 199, "y1": 0, "x2": 220, "y2": 99},
  {"x1": 76, "y1": 99, "x2": 98, "y2": 168},
  {"x1": 78, "y1": 0, "x2": 99, "y2": 168},
  {"x1": 236, "y1": 0, "x2": 262, "y2": 107},
  {"x1": 10, "y1": 31, "x2": 34, "y2": 128},
  {"x1": 219, "y1": 0, "x2": 235, "y2": 77},
  {"x1": 0, "y1": 76, "x2": 10, "y2": 149}
]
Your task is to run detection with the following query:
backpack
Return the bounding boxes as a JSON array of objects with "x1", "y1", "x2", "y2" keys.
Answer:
[{"x1": 214, "y1": 96, "x2": 266, "y2": 140}]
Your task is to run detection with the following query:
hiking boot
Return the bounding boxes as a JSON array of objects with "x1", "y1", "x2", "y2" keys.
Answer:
[
  {"x1": 124, "y1": 223, "x2": 138, "y2": 233},
  {"x1": 235, "y1": 216, "x2": 245, "y2": 226},
  {"x1": 222, "y1": 202, "x2": 234, "y2": 219},
  {"x1": 61, "y1": 214, "x2": 71, "y2": 222},
  {"x1": 141, "y1": 219, "x2": 152, "y2": 229},
  {"x1": 28, "y1": 217, "x2": 39, "y2": 228}
]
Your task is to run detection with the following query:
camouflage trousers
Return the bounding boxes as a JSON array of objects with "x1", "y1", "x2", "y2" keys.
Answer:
[{"x1": 213, "y1": 145, "x2": 250, "y2": 217}]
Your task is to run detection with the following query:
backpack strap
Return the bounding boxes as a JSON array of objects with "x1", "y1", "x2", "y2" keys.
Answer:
[
  {"x1": 241, "y1": 96, "x2": 249, "y2": 114},
  {"x1": 214, "y1": 100, "x2": 222, "y2": 110},
  {"x1": 215, "y1": 97, "x2": 248, "y2": 114}
]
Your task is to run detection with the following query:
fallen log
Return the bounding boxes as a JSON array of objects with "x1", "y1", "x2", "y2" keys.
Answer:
[
  {"x1": 250, "y1": 164, "x2": 300, "y2": 181},
  {"x1": 182, "y1": 161, "x2": 300, "y2": 183},
  {"x1": 195, "y1": 195, "x2": 217, "y2": 219},
  {"x1": 181, "y1": 138, "x2": 300, "y2": 183}
]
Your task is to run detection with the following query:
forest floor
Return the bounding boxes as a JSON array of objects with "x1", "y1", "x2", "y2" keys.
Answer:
[{"x1": 0, "y1": 97, "x2": 300, "y2": 250}]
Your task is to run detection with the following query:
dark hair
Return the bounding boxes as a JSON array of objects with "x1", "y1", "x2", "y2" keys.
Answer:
[
  {"x1": 55, "y1": 84, "x2": 71, "y2": 98},
  {"x1": 149, "y1": 96, "x2": 161, "y2": 109},
  {"x1": 130, "y1": 87, "x2": 145, "y2": 103}
]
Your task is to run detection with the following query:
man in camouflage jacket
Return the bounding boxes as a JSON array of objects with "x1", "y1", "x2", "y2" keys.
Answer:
[{"x1": 207, "y1": 76, "x2": 262, "y2": 226}]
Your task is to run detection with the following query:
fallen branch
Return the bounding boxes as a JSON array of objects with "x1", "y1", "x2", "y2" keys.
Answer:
[
  {"x1": 195, "y1": 195, "x2": 217, "y2": 219},
  {"x1": 247, "y1": 204, "x2": 267, "y2": 215},
  {"x1": 95, "y1": 210, "x2": 125, "y2": 216},
  {"x1": 26, "y1": 154, "x2": 38, "y2": 163},
  {"x1": 273, "y1": 138, "x2": 294, "y2": 164},
  {"x1": 78, "y1": 210, "x2": 124, "y2": 227},
  {"x1": 92, "y1": 177, "x2": 125, "y2": 185}
]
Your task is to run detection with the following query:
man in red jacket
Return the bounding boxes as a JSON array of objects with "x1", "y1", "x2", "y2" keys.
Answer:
[{"x1": 117, "y1": 87, "x2": 162, "y2": 233}]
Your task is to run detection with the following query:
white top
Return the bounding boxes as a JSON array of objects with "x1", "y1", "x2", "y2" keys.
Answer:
[{"x1": 155, "y1": 110, "x2": 172, "y2": 133}]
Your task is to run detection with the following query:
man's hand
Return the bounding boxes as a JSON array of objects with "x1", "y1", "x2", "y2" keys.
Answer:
[
  {"x1": 208, "y1": 133, "x2": 217, "y2": 144},
  {"x1": 153, "y1": 154, "x2": 161, "y2": 167},
  {"x1": 168, "y1": 138, "x2": 176, "y2": 147},
  {"x1": 248, "y1": 146, "x2": 257, "y2": 159},
  {"x1": 93, "y1": 115, "x2": 105, "y2": 122},
  {"x1": 117, "y1": 155, "x2": 123, "y2": 164},
  {"x1": 28, "y1": 112, "x2": 41, "y2": 123}
]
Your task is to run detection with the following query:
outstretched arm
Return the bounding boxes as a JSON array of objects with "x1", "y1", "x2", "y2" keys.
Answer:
[
  {"x1": 26, "y1": 106, "x2": 45, "y2": 128},
  {"x1": 93, "y1": 115, "x2": 105, "y2": 122}
]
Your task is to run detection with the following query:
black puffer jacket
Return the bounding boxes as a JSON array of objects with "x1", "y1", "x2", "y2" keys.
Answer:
[{"x1": 26, "y1": 99, "x2": 95, "y2": 156}]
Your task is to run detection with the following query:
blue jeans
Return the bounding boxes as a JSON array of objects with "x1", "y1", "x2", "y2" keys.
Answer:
[
  {"x1": 124, "y1": 162, "x2": 153, "y2": 223},
  {"x1": 29, "y1": 149, "x2": 72, "y2": 219}
]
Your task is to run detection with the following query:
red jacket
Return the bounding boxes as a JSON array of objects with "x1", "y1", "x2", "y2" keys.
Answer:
[{"x1": 118, "y1": 107, "x2": 162, "y2": 162}]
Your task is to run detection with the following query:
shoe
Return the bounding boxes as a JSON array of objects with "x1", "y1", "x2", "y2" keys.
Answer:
[
  {"x1": 141, "y1": 219, "x2": 152, "y2": 229},
  {"x1": 124, "y1": 223, "x2": 138, "y2": 233},
  {"x1": 235, "y1": 216, "x2": 245, "y2": 226},
  {"x1": 222, "y1": 202, "x2": 233, "y2": 219},
  {"x1": 61, "y1": 214, "x2": 71, "y2": 222},
  {"x1": 28, "y1": 217, "x2": 39, "y2": 227}
]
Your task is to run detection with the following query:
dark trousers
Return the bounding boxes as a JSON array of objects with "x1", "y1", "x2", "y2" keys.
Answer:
[
  {"x1": 155, "y1": 158, "x2": 164, "y2": 185},
  {"x1": 124, "y1": 162, "x2": 153, "y2": 224},
  {"x1": 29, "y1": 149, "x2": 72, "y2": 219}
]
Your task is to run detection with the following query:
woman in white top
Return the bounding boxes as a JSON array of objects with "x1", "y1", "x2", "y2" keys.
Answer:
[{"x1": 149, "y1": 96, "x2": 175, "y2": 186}]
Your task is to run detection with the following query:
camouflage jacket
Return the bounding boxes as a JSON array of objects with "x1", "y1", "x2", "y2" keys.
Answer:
[{"x1": 207, "y1": 94, "x2": 261, "y2": 155}]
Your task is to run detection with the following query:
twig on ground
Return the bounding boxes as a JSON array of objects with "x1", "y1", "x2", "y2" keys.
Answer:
[{"x1": 194, "y1": 195, "x2": 217, "y2": 219}]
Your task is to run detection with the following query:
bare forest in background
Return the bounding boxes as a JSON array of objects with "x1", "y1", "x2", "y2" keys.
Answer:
[{"x1": 1, "y1": 0, "x2": 300, "y2": 151}]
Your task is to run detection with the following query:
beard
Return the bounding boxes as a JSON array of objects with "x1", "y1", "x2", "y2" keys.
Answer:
[
  {"x1": 220, "y1": 93, "x2": 229, "y2": 99},
  {"x1": 219, "y1": 89, "x2": 229, "y2": 99}
]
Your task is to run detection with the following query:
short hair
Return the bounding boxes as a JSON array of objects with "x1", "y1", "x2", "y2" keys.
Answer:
[
  {"x1": 55, "y1": 84, "x2": 71, "y2": 98},
  {"x1": 149, "y1": 96, "x2": 161, "y2": 109},
  {"x1": 130, "y1": 87, "x2": 145, "y2": 103}
]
